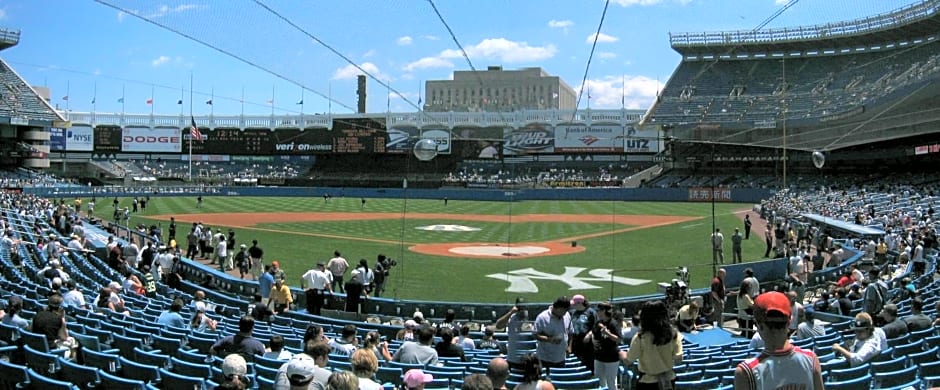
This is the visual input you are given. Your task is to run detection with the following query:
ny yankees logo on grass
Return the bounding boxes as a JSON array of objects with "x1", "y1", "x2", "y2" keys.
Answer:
[{"x1": 487, "y1": 266, "x2": 651, "y2": 293}]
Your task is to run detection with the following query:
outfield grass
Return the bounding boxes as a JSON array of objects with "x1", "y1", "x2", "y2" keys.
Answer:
[{"x1": 124, "y1": 196, "x2": 765, "y2": 304}]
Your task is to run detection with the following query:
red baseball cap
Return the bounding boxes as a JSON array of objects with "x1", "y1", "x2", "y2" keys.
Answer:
[{"x1": 754, "y1": 292, "x2": 791, "y2": 320}]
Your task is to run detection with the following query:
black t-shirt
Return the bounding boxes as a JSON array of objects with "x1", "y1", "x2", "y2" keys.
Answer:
[
  {"x1": 32, "y1": 309, "x2": 63, "y2": 342},
  {"x1": 435, "y1": 341, "x2": 467, "y2": 361},
  {"x1": 590, "y1": 318, "x2": 622, "y2": 363}
]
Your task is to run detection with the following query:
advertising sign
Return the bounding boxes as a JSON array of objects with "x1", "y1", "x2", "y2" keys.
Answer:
[
  {"x1": 385, "y1": 127, "x2": 419, "y2": 154},
  {"x1": 49, "y1": 128, "x2": 66, "y2": 152},
  {"x1": 554, "y1": 125, "x2": 624, "y2": 153},
  {"x1": 503, "y1": 124, "x2": 554, "y2": 155},
  {"x1": 421, "y1": 128, "x2": 452, "y2": 155},
  {"x1": 122, "y1": 127, "x2": 182, "y2": 153},
  {"x1": 65, "y1": 125, "x2": 94, "y2": 152}
]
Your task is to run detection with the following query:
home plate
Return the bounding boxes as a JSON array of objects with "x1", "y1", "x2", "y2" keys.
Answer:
[{"x1": 449, "y1": 245, "x2": 551, "y2": 257}]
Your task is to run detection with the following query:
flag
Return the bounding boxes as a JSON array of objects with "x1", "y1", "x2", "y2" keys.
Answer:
[
  {"x1": 117, "y1": 97, "x2": 124, "y2": 103},
  {"x1": 552, "y1": 92, "x2": 559, "y2": 99},
  {"x1": 61, "y1": 95, "x2": 69, "y2": 101},
  {"x1": 205, "y1": 99, "x2": 213, "y2": 105},
  {"x1": 91, "y1": 98, "x2": 96, "y2": 104},
  {"x1": 296, "y1": 100, "x2": 303, "y2": 105},
  {"x1": 146, "y1": 98, "x2": 153, "y2": 105},
  {"x1": 418, "y1": 97, "x2": 422, "y2": 106},
  {"x1": 266, "y1": 99, "x2": 273, "y2": 105},
  {"x1": 177, "y1": 99, "x2": 183, "y2": 105},
  {"x1": 190, "y1": 116, "x2": 203, "y2": 142}
]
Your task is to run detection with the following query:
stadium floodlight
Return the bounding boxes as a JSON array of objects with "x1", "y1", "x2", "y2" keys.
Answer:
[
  {"x1": 412, "y1": 138, "x2": 438, "y2": 161},
  {"x1": 812, "y1": 150, "x2": 825, "y2": 169}
]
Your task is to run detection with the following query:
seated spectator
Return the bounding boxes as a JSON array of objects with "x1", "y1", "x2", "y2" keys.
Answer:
[
  {"x1": 210, "y1": 315, "x2": 266, "y2": 362},
  {"x1": 157, "y1": 298, "x2": 188, "y2": 329},
  {"x1": 249, "y1": 293, "x2": 274, "y2": 323},
  {"x1": 391, "y1": 324, "x2": 438, "y2": 365},
  {"x1": 218, "y1": 354, "x2": 249, "y2": 390},
  {"x1": 435, "y1": 327, "x2": 466, "y2": 361},
  {"x1": 904, "y1": 297, "x2": 932, "y2": 332},
  {"x1": 190, "y1": 307, "x2": 218, "y2": 332},
  {"x1": 351, "y1": 349, "x2": 382, "y2": 390},
  {"x1": 514, "y1": 353, "x2": 555, "y2": 390},
  {"x1": 30, "y1": 293, "x2": 78, "y2": 358},
  {"x1": 329, "y1": 324, "x2": 358, "y2": 356},
  {"x1": 395, "y1": 319, "x2": 417, "y2": 341},
  {"x1": 622, "y1": 314, "x2": 641, "y2": 342},
  {"x1": 326, "y1": 371, "x2": 359, "y2": 390},
  {"x1": 264, "y1": 335, "x2": 293, "y2": 361},
  {"x1": 794, "y1": 306, "x2": 825, "y2": 340},
  {"x1": 486, "y1": 358, "x2": 510, "y2": 390},
  {"x1": 676, "y1": 298, "x2": 702, "y2": 332},
  {"x1": 879, "y1": 304, "x2": 908, "y2": 339},
  {"x1": 477, "y1": 326, "x2": 501, "y2": 352},
  {"x1": 403, "y1": 369, "x2": 434, "y2": 390},
  {"x1": 274, "y1": 341, "x2": 332, "y2": 390},
  {"x1": 835, "y1": 288, "x2": 853, "y2": 316},
  {"x1": 832, "y1": 313, "x2": 880, "y2": 367},
  {"x1": 1, "y1": 296, "x2": 28, "y2": 329},
  {"x1": 456, "y1": 325, "x2": 475, "y2": 351}
]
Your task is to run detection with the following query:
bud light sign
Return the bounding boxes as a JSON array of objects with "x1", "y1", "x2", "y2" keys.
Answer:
[{"x1": 503, "y1": 125, "x2": 554, "y2": 155}]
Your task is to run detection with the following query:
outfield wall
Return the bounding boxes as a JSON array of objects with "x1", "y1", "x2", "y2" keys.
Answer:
[{"x1": 27, "y1": 186, "x2": 774, "y2": 203}]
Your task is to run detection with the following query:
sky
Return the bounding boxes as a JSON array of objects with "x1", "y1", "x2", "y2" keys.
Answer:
[{"x1": 0, "y1": 0, "x2": 923, "y2": 117}]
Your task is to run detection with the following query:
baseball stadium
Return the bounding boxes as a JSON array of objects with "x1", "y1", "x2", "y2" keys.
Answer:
[{"x1": 0, "y1": 1, "x2": 937, "y2": 389}]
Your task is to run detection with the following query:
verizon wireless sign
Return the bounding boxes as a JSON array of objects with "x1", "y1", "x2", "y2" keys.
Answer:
[{"x1": 122, "y1": 128, "x2": 182, "y2": 153}]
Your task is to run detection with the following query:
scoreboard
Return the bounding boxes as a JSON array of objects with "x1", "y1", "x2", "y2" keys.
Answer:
[{"x1": 332, "y1": 118, "x2": 386, "y2": 153}]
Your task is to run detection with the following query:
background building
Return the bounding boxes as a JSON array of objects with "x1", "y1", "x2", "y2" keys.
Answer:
[{"x1": 424, "y1": 66, "x2": 576, "y2": 112}]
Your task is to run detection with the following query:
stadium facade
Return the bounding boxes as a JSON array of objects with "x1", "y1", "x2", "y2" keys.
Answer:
[{"x1": 424, "y1": 66, "x2": 577, "y2": 112}]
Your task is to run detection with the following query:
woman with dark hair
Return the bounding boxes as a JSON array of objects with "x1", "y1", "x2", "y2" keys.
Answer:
[
  {"x1": 584, "y1": 301, "x2": 621, "y2": 390},
  {"x1": 513, "y1": 353, "x2": 555, "y2": 390},
  {"x1": 737, "y1": 281, "x2": 756, "y2": 338},
  {"x1": 623, "y1": 300, "x2": 682, "y2": 390}
]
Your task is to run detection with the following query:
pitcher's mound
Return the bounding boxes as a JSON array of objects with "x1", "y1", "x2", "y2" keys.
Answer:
[{"x1": 410, "y1": 241, "x2": 585, "y2": 259}]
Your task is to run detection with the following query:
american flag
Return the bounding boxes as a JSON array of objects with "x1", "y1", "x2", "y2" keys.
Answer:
[{"x1": 190, "y1": 116, "x2": 203, "y2": 142}]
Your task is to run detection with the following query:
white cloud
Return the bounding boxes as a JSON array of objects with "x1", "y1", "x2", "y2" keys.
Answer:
[
  {"x1": 151, "y1": 55, "x2": 171, "y2": 67},
  {"x1": 389, "y1": 91, "x2": 418, "y2": 101},
  {"x1": 579, "y1": 75, "x2": 664, "y2": 109},
  {"x1": 363, "y1": 49, "x2": 376, "y2": 58},
  {"x1": 142, "y1": 4, "x2": 200, "y2": 18},
  {"x1": 331, "y1": 62, "x2": 390, "y2": 81},
  {"x1": 422, "y1": 35, "x2": 440, "y2": 41},
  {"x1": 440, "y1": 38, "x2": 557, "y2": 63},
  {"x1": 586, "y1": 32, "x2": 619, "y2": 43},
  {"x1": 775, "y1": 0, "x2": 790, "y2": 4},
  {"x1": 397, "y1": 36, "x2": 413, "y2": 46},
  {"x1": 403, "y1": 57, "x2": 454, "y2": 72},
  {"x1": 0, "y1": 9, "x2": 7, "y2": 20},
  {"x1": 548, "y1": 19, "x2": 573, "y2": 33},
  {"x1": 598, "y1": 52, "x2": 617, "y2": 59},
  {"x1": 117, "y1": 10, "x2": 131, "y2": 22}
]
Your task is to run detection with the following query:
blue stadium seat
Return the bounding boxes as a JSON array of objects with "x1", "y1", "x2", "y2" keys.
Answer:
[
  {"x1": 80, "y1": 348, "x2": 121, "y2": 375},
  {"x1": 118, "y1": 356, "x2": 161, "y2": 385},
  {"x1": 133, "y1": 347, "x2": 171, "y2": 368},
  {"x1": 0, "y1": 359, "x2": 29, "y2": 389},
  {"x1": 58, "y1": 356, "x2": 100, "y2": 389},
  {"x1": 23, "y1": 344, "x2": 61, "y2": 378},
  {"x1": 72, "y1": 332, "x2": 119, "y2": 355},
  {"x1": 907, "y1": 345, "x2": 938, "y2": 366},
  {"x1": 674, "y1": 375, "x2": 718, "y2": 390},
  {"x1": 98, "y1": 369, "x2": 149, "y2": 390},
  {"x1": 872, "y1": 365, "x2": 918, "y2": 389},
  {"x1": 870, "y1": 356, "x2": 906, "y2": 374},
  {"x1": 376, "y1": 366, "x2": 403, "y2": 388},
  {"x1": 185, "y1": 335, "x2": 216, "y2": 355},
  {"x1": 549, "y1": 378, "x2": 601, "y2": 389},
  {"x1": 19, "y1": 330, "x2": 67, "y2": 355},
  {"x1": 257, "y1": 375, "x2": 275, "y2": 390},
  {"x1": 150, "y1": 335, "x2": 187, "y2": 358},
  {"x1": 891, "y1": 339, "x2": 924, "y2": 358},
  {"x1": 25, "y1": 367, "x2": 79, "y2": 390},
  {"x1": 111, "y1": 333, "x2": 149, "y2": 358},
  {"x1": 169, "y1": 356, "x2": 212, "y2": 378},
  {"x1": 157, "y1": 367, "x2": 205, "y2": 389},
  {"x1": 823, "y1": 373, "x2": 872, "y2": 390},
  {"x1": 827, "y1": 362, "x2": 869, "y2": 382}
]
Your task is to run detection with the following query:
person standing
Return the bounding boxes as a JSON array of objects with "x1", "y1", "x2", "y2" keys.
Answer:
[
  {"x1": 344, "y1": 269, "x2": 365, "y2": 313},
  {"x1": 327, "y1": 251, "x2": 349, "y2": 293},
  {"x1": 248, "y1": 239, "x2": 264, "y2": 280},
  {"x1": 623, "y1": 300, "x2": 683, "y2": 390},
  {"x1": 259, "y1": 265, "x2": 275, "y2": 307},
  {"x1": 732, "y1": 228, "x2": 744, "y2": 264},
  {"x1": 533, "y1": 297, "x2": 573, "y2": 378},
  {"x1": 764, "y1": 225, "x2": 774, "y2": 258},
  {"x1": 712, "y1": 228, "x2": 725, "y2": 264},
  {"x1": 568, "y1": 294, "x2": 597, "y2": 373},
  {"x1": 495, "y1": 299, "x2": 529, "y2": 369},
  {"x1": 744, "y1": 214, "x2": 752, "y2": 240},
  {"x1": 584, "y1": 301, "x2": 620, "y2": 390},
  {"x1": 300, "y1": 262, "x2": 332, "y2": 316},
  {"x1": 710, "y1": 268, "x2": 727, "y2": 327},
  {"x1": 734, "y1": 292, "x2": 823, "y2": 390},
  {"x1": 269, "y1": 278, "x2": 293, "y2": 313},
  {"x1": 215, "y1": 235, "x2": 228, "y2": 272}
]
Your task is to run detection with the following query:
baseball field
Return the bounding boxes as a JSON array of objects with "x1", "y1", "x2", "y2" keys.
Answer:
[{"x1": 125, "y1": 196, "x2": 765, "y2": 304}]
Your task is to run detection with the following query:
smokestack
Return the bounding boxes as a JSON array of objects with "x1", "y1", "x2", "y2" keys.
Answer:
[{"x1": 357, "y1": 75, "x2": 366, "y2": 114}]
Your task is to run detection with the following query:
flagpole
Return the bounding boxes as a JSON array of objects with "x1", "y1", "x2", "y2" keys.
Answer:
[
  {"x1": 65, "y1": 81, "x2": 70, "y2": 114},
  {"x1": 92, "y1": 82, "x2": 97, "y2": 125},
  {"x1": 271, "y1": 85, "x2": 275, "y2": 116},
  {"x1": 240, "y1": 87, "x2": 245, "y2": 118},
  {"x1": 150, "y1": 85, "x2": 155, "y2": 117},
  {"x1": 121, "y1": 84, "x2": 125, "y2": 117},
  {"x1": 210, "y1": 88, "x2": 215, "y2": 117},
  {"x1": 189, "y1": 72, "x2": 194, "y2": 182},
  {"x1": 328, "y1": 82, "x2": 332, "y2": 115},
  {"x1": 180, "y1": 84, "x2": 185, "y2": 117}
]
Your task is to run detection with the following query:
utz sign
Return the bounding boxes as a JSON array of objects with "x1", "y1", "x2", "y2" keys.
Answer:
[{"x1": 503, "y1": 125, "x2": 554, "y2": 155}]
